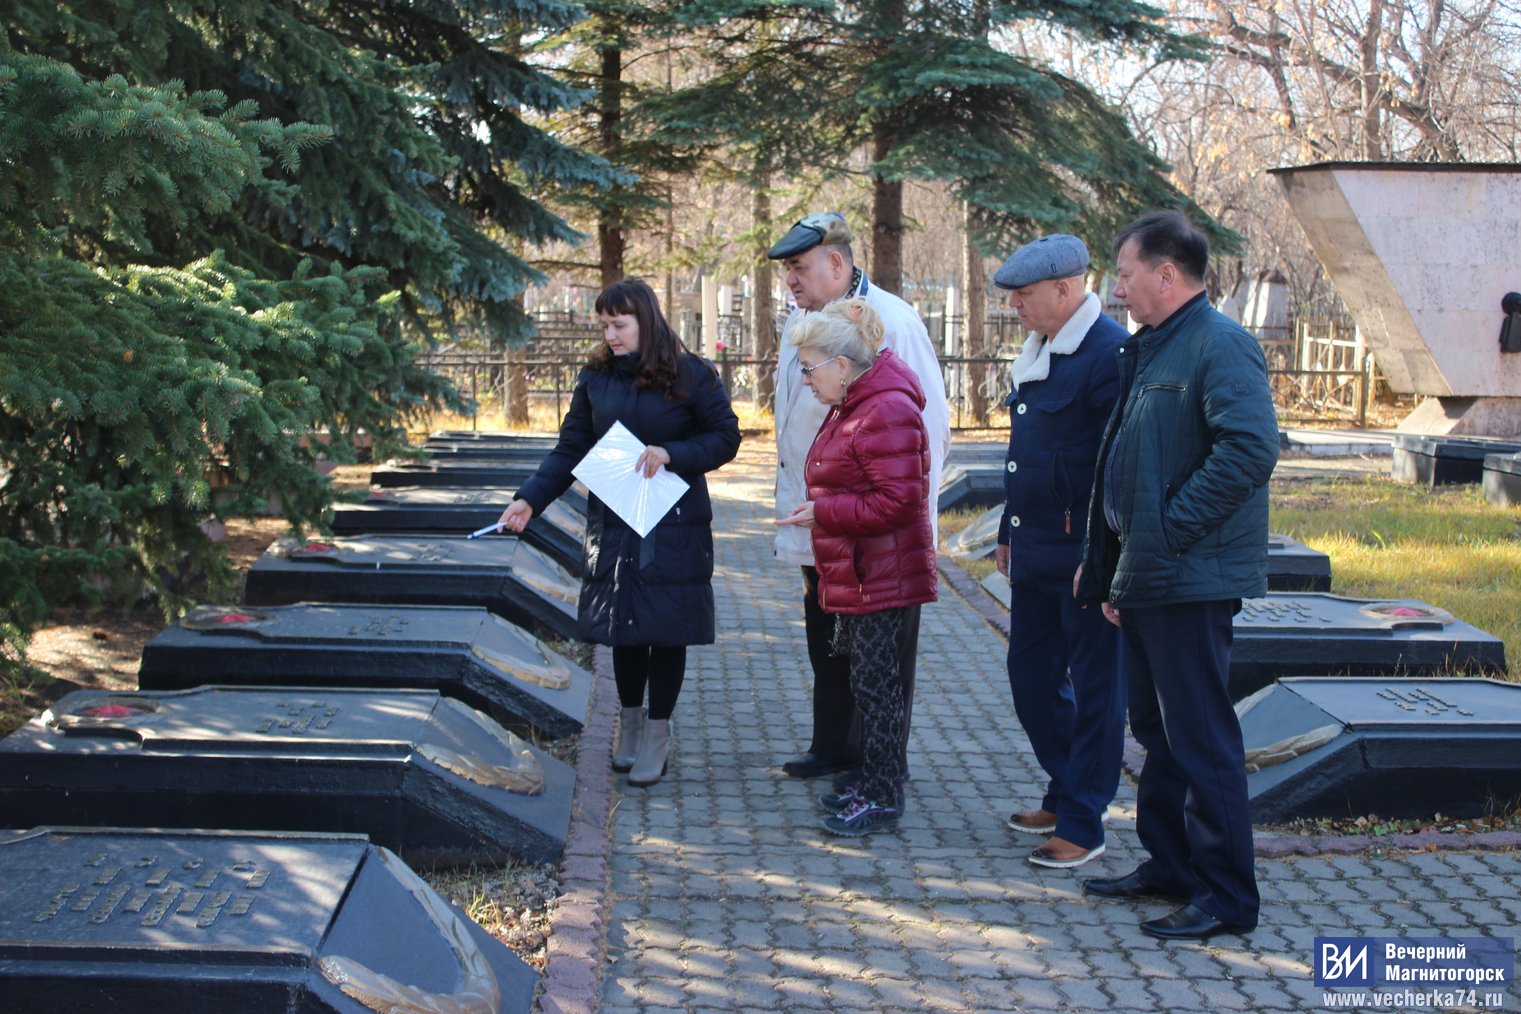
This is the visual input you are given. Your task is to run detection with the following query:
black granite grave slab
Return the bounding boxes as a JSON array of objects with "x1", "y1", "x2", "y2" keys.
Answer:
[
  {"x1": 1239, "y1": 677, "x2": 1521, "y2": 821},
  {"x1": 243, "y1": 535, "x2": 580, "y2": 642},
  {"x1": 1231, "y1": 593, "x2": 1507, "y2": 700},
  {"x1": 1265, "y1": 533, "x2": 1333, "y2": 592},
  {"x1": 139, "y1": 603, "x2": 589, "y2": 738},
  {"x1": 330, "y1": 489, "x2": 585, "y2": 574},
  {"x1": 2, "y1": 687, "x2": 571, "y2": 869},
  {"x1": 0, "y1": 686, "x2": 574, "y2": 867},
  {"x1": 430, "y1": 430, "x2": 559, "y2": 449},
  {"x1": 938, "y1": 463, "x2": 1007, "y2": 513},
  {"x1": 423, "y1": 441, "x2": 556, "y2": 463},
  {"x1": 947, "y1": 505, "x2": 1003, "y2": 559},
  {"x1": 370, "y1": 459, "x2": 540, "y2": 489},
  {"x1": 0, "y1": 826, "x2": 536, "y2": 1013},
  {"x1": 1483, "y1": 451, "x2": 1521, "y2": 508},
  {"x1": 946, "y1": 442, "x2": 1011, "y2": 467},
  {"x1": 1391, "y1": 434, "x2": 1521, "y2": 486}
]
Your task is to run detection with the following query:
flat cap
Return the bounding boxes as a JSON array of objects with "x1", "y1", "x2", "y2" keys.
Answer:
[
  {"x1": 766, "y1": 211, "x2": 853, "y2": 260},
  {"x1": 993, "y1": 233, "x2": 1090, "y2": 290}
]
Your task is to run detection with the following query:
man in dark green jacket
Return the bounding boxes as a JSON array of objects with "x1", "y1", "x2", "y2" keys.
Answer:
[{"x1": 1075, "y1": 210, "x2": 1279, "y2": 941}]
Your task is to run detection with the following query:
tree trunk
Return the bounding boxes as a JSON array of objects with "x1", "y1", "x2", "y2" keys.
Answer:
[
  {"x1": 870, "y1": 127, "x2": 903, "y2": 294},
  {"x1": 598, "y1": 43, "x2": 624, "y2": 286},
  {"x1": 1358, "y1": 0, "x2": 1386, "y2": 159},
  {"x1": 751, "y1": 181, "x2": 777, "y2": 412},
  {"x1": 962, "y1": 201, "x2": 990, "y2": 425}
]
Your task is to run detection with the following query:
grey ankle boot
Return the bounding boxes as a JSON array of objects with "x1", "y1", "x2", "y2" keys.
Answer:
[
  {"x1": 627, "y1": 718, "x2": 670, "y2": 788},
  {"x1": 612, "y1": 707, "x2": 645, "y2": 772}
]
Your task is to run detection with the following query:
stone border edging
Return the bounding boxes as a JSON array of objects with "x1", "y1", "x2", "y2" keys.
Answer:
[
  {"x1": 935, "y1": 553, "x2": 1521, "y2": 860},
  {"x1": 537, "y1": 645, "x2": 616, "y2": 1014}
]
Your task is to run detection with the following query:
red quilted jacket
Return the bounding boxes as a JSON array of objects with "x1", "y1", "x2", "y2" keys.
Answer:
[{"x1": 807, "y1": 349, "x2": 938, "y2": 615}]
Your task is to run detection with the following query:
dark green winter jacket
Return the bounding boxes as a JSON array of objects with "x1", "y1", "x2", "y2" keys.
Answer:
[{"x1": 1077, "y1": 293, "x2": 1279, "y2": 608}]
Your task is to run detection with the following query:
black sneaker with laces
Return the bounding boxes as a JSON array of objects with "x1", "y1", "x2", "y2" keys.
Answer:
[
  {"x1": 821, "y1": 796, "x2": 902, "y2": 837},
  {"x1": 818, "y1": 781, "x2": 864, "y2": 814}
]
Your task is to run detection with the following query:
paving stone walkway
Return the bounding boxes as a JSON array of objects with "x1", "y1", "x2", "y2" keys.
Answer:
[{"x1": 543, "y1": 445, "x2": 1520, "y2": 1014}]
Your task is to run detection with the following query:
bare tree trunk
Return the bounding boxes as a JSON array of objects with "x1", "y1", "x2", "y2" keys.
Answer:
[
  {"x1": 506, "y1": 340, "x2": 529, "y2": 426},
  {"x1": 751, "y1": 181, "x2": 777, "y2": 412},
  {"x1": 1359, "y1": 0, "x2": 1387, "y2": 159},
  {"x1": 598, "y1": 43, "x2": 624, "y2": 287},
  {"x1": 961, "y1": 200, "x2": 989, "y2": 425},
  {"x1": 871, "y1": 127, "x2": 903, "y2": 293}
]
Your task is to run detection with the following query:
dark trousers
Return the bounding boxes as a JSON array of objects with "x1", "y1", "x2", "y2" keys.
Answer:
[
  {"x1": 1007, "y1": 578, "x2": 1124, "y2": 849},
  {"x1": 1121, "y1": 600, "x2": 1259, "y2": 927},
  {"x1": 839, "y1": 607, "x2": 914, "y2": 805},
  {"x1": 802, "y1": 566, "x2": 918, "y2": 769},
  {"x1": 612, "y1": 645, "x2": 687, "y2": 720}
]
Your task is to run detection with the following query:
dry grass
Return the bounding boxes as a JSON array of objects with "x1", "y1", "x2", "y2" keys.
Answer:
[{"x1": 1271, "y1": 475, "x2": 1521, "y2": 675}]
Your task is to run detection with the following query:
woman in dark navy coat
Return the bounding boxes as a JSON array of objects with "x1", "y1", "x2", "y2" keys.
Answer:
[{"x1": 496, "y1": 279, "x2": 741, "y2": 787}]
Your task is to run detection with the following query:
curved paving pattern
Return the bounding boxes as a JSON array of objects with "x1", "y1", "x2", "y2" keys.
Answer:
[{"x1": 543, "y1": 447, "x2": 1521, "y2": 1014}]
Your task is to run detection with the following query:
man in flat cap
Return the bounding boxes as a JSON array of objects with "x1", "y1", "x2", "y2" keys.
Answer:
[
  {"x1": 766, "y1": 211, "x2": 951, "y2": 781},
  {"x1": 993, "y1": 233, "x2": 1126, "y2": 869}
]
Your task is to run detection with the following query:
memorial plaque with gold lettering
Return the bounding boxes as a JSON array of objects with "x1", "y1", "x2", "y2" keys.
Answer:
[
  {"x1": 139, "y1": 603, "x2": 589, "y2": 738},
  {"x1": 243, "y1": 535, "x2": 580, "y2": 642},
  {"x1": 1231, "y1": 593, "x2": 1507, "y2": 700},
  {"x1": 1240, "y1": 677, "x2": 1521, "y2": 821},
  {"x1": 330, "y1": 488, "x2": 585, "y2": 573},
  {"x1": 0, "y1": 686, "x2": 573, "y2": 867},
  {"x1": 0, "y1": 826, "x2": 536, "y2": 1012}
]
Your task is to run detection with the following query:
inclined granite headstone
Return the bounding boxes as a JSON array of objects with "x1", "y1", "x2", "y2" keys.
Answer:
[
  {"x1": 1391, "y1": 434, "x2": 1521, "y2": 486},
  {"x1": 0, "y1": 686, "x2": 573, "y2": 867},
  {"x1": 370, "y1": 459, "x2": 540, "y2": 489},
  {"x1": 1230, "y1": 593, "x2": 1506, "y2": 700},
  {"x1": 947, "y1": 505, "x2": 1003, "y2": 560},
  {"x1": 330, "y1": 490, "x2": 585, "y2": 574},
  {"x1": 946, "y1": 442, "x2": 1011, "y2": 468},
  {"x1": 139, "y1": 603, "x2": 589, "y2": 738},
  {"x1": 429, "y1": 430, "x2": 559, "y2": 449},
  {"x1": 938, "y1": 463, "x2": 1007, "y2": 513},
  {"x1": 243, "y1": 535, "x2": 580, "y2": 642},
  {"x1": 1239, "y1": 677, "x2": 1521, "y2": 822},
  {"x1": 0, "y1": 826, "x2": 536, "y2": 1013},
  {"x1": 1483, "y1": 451, "x2": 1521, "y2": 508},
  {"x1": 423, "y1": 441, "x2": 557, "y2": 463},
  {"x1": 1265, "y1": 533, "x2": 1332, "y2": 592}
]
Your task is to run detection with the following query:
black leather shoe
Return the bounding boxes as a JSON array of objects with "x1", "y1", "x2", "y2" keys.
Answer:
[
  {"x1": 1081, "y1": 869, "x2": 1189, "y2": 902},
  {"x1": 1141, "y1": 903, "x2": 1254, "y2": 941},
  {"x1": 782, "y1": 753, "x2": 856, "y2": 778}
]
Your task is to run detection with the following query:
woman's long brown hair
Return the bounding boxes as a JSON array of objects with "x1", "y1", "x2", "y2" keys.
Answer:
[{"x1": 589, "y1": 278, "x2": 685, "y2": 399}]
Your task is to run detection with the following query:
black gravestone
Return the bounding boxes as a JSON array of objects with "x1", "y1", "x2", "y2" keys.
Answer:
[
  {"x1": 371, "y1": 459, "x2": 540, "y2": 489},
  {"x1": 1483, "y1": 451, "x2": 1521, "y2": 508},
  {"x1": 1231, "y1": 593, "x2": 1507, "y2": 700},
  {"x1": 1239, "y1": 677, "x2": 1521, "y2": 821},
  {"x1": 938, "y1": 463, "x2": 1007, "y2": 513},
  {"x1": 0, "y1": 686, "x2": 574, "y2": 867},
  {"x1": 139, "y1": 603, "x2": 589, "y2": 738},
  {"x1": 947, "y1": 442, "x2": 1011, "y2": 468},
  {"x1": 430, "y1": 430, "x2": 559, "y2": 449},
  {"x1": 0, "y1": 826, "x2": 536, "y2": 1013},
  {"x1": 424, "y1": 441, "x2": 556, "y2": 463},
  {"x1": 243, "y1": 535, "x2": 580, "y2": 642},
  {"x1": 947, "y1": 505, "x2": 1003, "y2": 560},
  {"x1": 330, "y1": 489, "x2": 585, "y2": 574},
  {"x1": 1391, "y1": 434, "x2": 1521, "y2": 486},
  {"x1": 1265, "y1": 533, "x2": 1332, "y2": 592}
]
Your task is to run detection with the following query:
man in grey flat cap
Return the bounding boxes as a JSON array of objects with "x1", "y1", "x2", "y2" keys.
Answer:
[
  {"x1": 766, "y1": 211, "x2": 950, "y2": 781},
  {"x1": 993, "y1": 233, "x2": 1126, "y2": 869}
]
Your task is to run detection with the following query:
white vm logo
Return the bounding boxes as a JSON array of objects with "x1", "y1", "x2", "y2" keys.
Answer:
[{"x1": 1321, "y1": 941, "x2": 1370, "y2": 982}]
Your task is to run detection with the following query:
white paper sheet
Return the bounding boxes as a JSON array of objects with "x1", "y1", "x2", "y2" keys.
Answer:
[{"x1": 571, "y1": 420, "x2": 689, "y2": 538}]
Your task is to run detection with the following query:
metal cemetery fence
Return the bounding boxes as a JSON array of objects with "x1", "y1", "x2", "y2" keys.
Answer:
[{"x1": 420, "y1": 311, "x2": 1375, "y2": 431}]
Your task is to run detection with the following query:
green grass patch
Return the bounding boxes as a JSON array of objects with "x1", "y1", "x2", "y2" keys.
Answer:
[{"x1": 1271, "y1": 475, "x2": 1521, "y2": 677}]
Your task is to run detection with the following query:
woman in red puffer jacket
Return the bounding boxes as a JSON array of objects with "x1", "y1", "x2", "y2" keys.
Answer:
[{"x1": 776, "y1": 297, "x2": 937, "y2": 838}]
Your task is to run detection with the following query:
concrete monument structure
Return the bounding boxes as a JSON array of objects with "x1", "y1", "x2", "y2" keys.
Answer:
[{"x1": 1272, "y1": 162, "x2": 1521, "y2": 435}]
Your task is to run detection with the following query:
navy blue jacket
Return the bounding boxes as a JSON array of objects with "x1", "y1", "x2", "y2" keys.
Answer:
[
  {"x1": 998, "y1": 313, "x2": 1126, "y2": 584},
  {"x1": 516, "y1": 352, "x2": 741, "y2": 646},
  {"x1": 1077, "y1": 294, "x2": 1279, "y2": 607}
]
